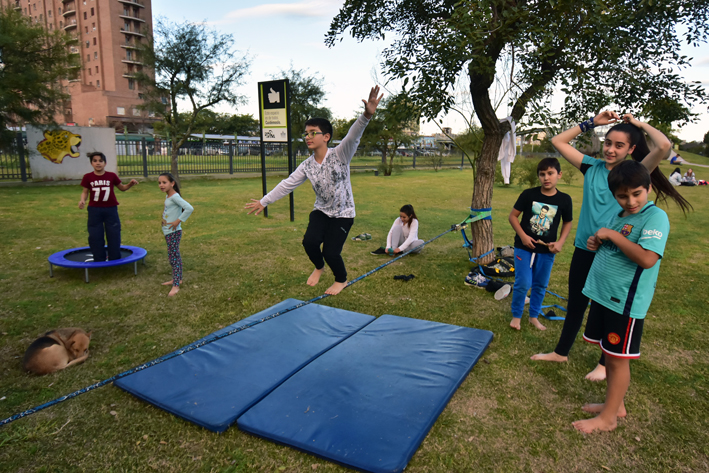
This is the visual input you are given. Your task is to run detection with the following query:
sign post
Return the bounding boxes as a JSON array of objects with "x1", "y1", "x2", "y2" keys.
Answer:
[{"x1": 257, "y1": 79, "x2": 293, "y2": 220}]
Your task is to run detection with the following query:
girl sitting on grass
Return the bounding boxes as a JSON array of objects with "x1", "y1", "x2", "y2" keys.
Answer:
[
  {"x1": 371, "y1": 204, "x2": 424, "y2": 255},
  {"x1": 158, "y1": 173, "x2": 194, "y2": 297}
]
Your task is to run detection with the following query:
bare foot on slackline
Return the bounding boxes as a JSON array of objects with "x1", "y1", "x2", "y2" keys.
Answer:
[
  {"x1": 530, "y1": 352, "x2": 568, "y2": 362},
  {"x1": 307, "y1": 268, "x2": 324, "y2": 286},
  {"x1": 325, "y1": 281, "x2": 347, "y2": 295},
  {"x1": 582, "y1": 402, "x2": 626, "y2": 418},
  {"x1": 530, "y1": 318, "x2": 547, "y2": 331},
  {"x1": 162, "y1": 280, "x2": 182, "y2": 286},
  {"x1": 510, "y1": 318, "x2": 521, "y2": 330},
  {"x1": 572, "y1": 415, "x2": 618, "y2": 434},
  {"x1": 585, "y1": 363, "x2": 607, "y2": 382},
  {"x1": 168, "y1": 286, "x2": 180, "y2": 297}
]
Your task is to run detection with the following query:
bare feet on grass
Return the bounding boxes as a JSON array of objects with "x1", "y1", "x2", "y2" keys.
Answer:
[
  {"x1": 307, "y1": 268, "x2": 324, "y2": 287},
  {"x1": 585, "y1": 364, "x2": 607, "y2": 382},
  {"x1": 530, "y1": 318, "x2": 547, "y2": 331},
  {"x1": 510, "y1": 318, "x2": 521, "y2": 330},
  {"x1": 582, "y1": 402, "x2": 626, "y2": 418},
  {"x1": 530, "y1": 352, "x2": 568, "y2": 362},
  {"x1": 168, "y1": 286, "x2": 180, "y2": 297},
  {"x1": 162, "y1": 280, "x2": 182, "y2": 286},
  {"x1": 572, "y1": 415, "x2": 618, "y2": 433},
  {"x1": 325, "y1": 281, "x2": 347, "y2": 295}
]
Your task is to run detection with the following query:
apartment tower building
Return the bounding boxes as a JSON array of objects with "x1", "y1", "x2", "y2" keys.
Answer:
[{"x1": 3, "y1": 0, "x2": 155, "y2": 131}]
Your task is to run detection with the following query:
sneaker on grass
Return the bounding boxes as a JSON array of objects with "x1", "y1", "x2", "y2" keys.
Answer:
[
  {"x1": 370, "y1": 247, "x2": 387, "y2": 255},
  {"x1": 464, "y1": 271, "x2": 488, "y2": 288}
]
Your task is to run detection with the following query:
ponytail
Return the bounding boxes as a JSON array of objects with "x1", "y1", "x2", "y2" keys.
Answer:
[
  {"x1": 607, "y1": 123, "x2": 692, "y2": 215},
  {"x1": 159, "y1": 172, "x2": 181, "y2": 196}
]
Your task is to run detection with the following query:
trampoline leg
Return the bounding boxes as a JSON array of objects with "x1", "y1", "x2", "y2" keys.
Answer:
[
  {"x1": 85, "y1": 268, "x2": 89, "y2": 283},
  {"x1": 49, "y1": 263, "x2": 54, "y2": 278},
  {"x1": 142, "y1": 257, "x2": 146, "y2": 266},
  {"x1": 134, "y1": 261, "x2": 138, "y2": 276}
]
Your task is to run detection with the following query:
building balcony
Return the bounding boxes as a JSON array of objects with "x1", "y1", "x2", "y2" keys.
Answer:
[
  {"x1": 117, "y1": 0, "x2": 145, "y2": 8},
  {"x1": 69, "y1": 46, "x2": 80, "y2": 54},
  {"x1": 120, "y1": 28, "x2": 146, "y2": 37},
  {"x1": 13, "y1": 1, "x2": 21, "y2": 10},
  {"x1": 64, "y1": 20, "x2": 77, "y2": 30},
  {"x1": 63, "y1": 7, "x2": 77, "y2": 17},
  {"x1": 120, "y1": 44, "x2": 141, "y2": 50},
  {"x1": 121, "y1": 59, "x2": 144, "y2": 65},
  {"x1": 119, "y1": 14, "x2": 145, "y2": 23}
]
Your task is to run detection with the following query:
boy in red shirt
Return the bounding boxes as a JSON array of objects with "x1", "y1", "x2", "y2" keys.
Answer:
[{"x1": 78, "y1": 152, "x2": 138, "y2": 262}]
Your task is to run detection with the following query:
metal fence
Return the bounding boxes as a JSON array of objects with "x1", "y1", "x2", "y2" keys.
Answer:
[{"x1": 0, "y1": 134, "x2": 471, "y2": 181}]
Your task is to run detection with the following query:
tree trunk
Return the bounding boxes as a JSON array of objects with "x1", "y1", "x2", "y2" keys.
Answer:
[
  {"x1": 468, "y1": 63, "x2": 510, "y2": 265},
  {"x1": 171, "y1": 147, "x2": 180, "y2": 185},
  {"x1": 469, "y1": 131, "x2": 504, "y2": 264}
]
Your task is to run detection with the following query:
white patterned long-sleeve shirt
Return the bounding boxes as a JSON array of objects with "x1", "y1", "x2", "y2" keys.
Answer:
[{"x1": 259, "y1": 114, "x2": 370, "y2": 218}]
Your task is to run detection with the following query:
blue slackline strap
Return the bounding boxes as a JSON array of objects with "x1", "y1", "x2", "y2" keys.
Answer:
[{"x1": 1, "y1": 227, "x2": 456, "y2": 427}]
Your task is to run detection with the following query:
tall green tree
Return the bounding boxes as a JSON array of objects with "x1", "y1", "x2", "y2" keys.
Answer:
[
  {"x1": 0, "y1": 8, "x2": 79, "y2": 147},
  {"x1": 326, "y1": 0, "x2": 709, "y2": 262},
  {"x1": 273, "y1": 66, "x2": 332, "y2": 152},
  {"x1": 359, "y1": 94, "x2": 418, "y2": 176},
  {"x1": 136, "y1": 18, "x2": 250, "y2": 182}
]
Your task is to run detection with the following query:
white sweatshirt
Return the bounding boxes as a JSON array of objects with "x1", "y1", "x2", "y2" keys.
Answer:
[
  {"x1": 387, "y1": 217, "x2": 420, "y2": 251},
  {"x1": 259, "y1": 114, "x2": 370, "y2": 218}
]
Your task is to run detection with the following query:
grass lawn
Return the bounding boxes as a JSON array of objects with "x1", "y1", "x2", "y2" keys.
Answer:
[{"x1": 0, "y1": 162, "x2": 707, "y2": 472}]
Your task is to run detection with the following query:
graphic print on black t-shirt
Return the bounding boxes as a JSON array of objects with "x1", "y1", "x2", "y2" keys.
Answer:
[{"x1": 529, "y1": 201, "x2": 558, "y2": 237}]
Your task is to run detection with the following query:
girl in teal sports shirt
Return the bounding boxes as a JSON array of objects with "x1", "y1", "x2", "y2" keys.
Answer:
[{"x1": 531, "y1": 112, "x2": 690, "y2": 380}]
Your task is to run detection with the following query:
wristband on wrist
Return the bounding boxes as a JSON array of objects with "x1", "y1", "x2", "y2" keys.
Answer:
[{"x1": 579, "y1": 117, "x2": 595, "y2": 133}]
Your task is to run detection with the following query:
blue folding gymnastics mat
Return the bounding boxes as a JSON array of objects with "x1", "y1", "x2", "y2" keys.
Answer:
[
  {"x1": 237, "y1": 314, "x2": 494, "y2": 473},
  {"x1": 114, "y1": 299, "x2": 375, "y2": 433}
]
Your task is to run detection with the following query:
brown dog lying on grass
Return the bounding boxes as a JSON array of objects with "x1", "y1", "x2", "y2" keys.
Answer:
[{"x1": 23, "y1": 328, "x2": 92, "y2": 375}]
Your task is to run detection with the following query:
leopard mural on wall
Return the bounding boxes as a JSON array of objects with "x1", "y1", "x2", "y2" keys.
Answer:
[{"x1": 36, "y1": 130, "x2": 82, "y2": 164}]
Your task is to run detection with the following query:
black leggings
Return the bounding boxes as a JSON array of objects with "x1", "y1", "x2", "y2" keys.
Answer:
[
  {"x1": 554, "y1": 247, "x2": 605, "y2": 366},
  {"x1": 302, "y1": 210, "x2": 354, "y2": 283}
]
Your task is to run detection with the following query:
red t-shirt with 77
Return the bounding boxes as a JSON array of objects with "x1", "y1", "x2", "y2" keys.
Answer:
[{"x1": 81, "y1": 171, "x2": 122, "y2": 207}]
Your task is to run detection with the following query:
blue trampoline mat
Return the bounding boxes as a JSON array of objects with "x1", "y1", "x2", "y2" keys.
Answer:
[
  {"x1": 115, "y1": 299, "x2": 375, "y2": 433},
  {"x1": 238, "y1": 314, "x2": 493, "y2": 473}
]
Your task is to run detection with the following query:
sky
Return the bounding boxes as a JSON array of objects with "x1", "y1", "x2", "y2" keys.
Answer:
[{"x1": 152, "y1": 0, "x2": 709, "y2": 142}]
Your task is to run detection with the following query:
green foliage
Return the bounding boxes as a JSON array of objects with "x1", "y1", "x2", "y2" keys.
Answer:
[
  {"x1": 0, "y1": 8, "x2": 79, "y2": 147},
  {"x1": 153, "y1": 110, "x2": 259, "y2": 138},
  {"x1": 331, "y1": 117, "x2": 356, "y2": 141},
  {"x1": 424, "y1": 154, "x2": 444, "y2": 171},
  {"x1": 560, "y1": 165, "x2": 575, "y2": 186},
  {"x1": 359, "y1": 93, "x2": 419, "y2": 176},
  {"x1": 273, "y1": 66, "x2": 331, "y2": 135},
  {"x1": 135, "y1": 18, "x2": 250, "y2": 180},
  {"x1": 513, "y1": 158, "x2": 541, "y2": 188},
  {"x1": 325, "y1": 0, "x2": 708, "y2": 259}
]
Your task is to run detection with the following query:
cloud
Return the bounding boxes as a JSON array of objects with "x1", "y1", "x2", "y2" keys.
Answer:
[
  {"x1": 695, "y1": 56, "x2": 709, "y2": 66},
  {"x1": 216, "y1": 1, "x2": 341, "y2": 23}
]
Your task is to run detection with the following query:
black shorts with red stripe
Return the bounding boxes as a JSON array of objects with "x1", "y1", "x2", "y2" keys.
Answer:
[{"x1": 583, "y1": 301, "x2": 644, "y2": 359}]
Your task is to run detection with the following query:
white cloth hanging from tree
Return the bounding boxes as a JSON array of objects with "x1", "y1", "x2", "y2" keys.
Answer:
[{"x1": 497, "y1": 116, "x2": 516, "y2": 184}]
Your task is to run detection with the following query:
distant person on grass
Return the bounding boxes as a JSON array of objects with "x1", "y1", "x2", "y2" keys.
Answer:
[
  {"x1": 573, "y1": 160, "x2": 669, "y2": 433},
  {"x1": 245, "y1": 86, "x2": 383, "y2": 296},
  {"x1": 531, "y1": 112, "x2": 690, "y2": 382},
  {"x1": 370, "y1": 204, "x2": 424, "y2": 256},
  {"x1": 78, "y1": 152, "x2": 138, "y2": 262},
  {"x1": 508, "y1": 157, "x2": 572, "y2": 331}
]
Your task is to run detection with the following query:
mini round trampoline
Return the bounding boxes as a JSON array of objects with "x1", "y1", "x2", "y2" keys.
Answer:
[{"x1": 48, "y1": 246, "x2": 147, "y2": 283}]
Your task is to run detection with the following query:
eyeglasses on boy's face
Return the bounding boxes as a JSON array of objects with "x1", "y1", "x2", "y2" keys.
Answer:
[{"x1": 302, "y1": 131, "x2": 324, "y2": 139}]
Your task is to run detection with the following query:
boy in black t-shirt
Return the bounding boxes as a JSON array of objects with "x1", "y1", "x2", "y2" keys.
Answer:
[{"x1": 508, "y1": 158, "x2": 573, "y2": 330}]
